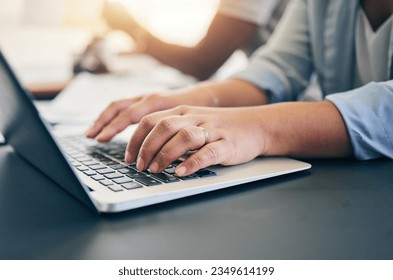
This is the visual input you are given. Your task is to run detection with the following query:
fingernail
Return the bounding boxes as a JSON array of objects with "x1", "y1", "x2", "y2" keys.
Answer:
[
  {"x1": 124, "y1": 151, "x2": 132, "y2": 163},
  {"x1": 176, "y1": 166, "x2": 187, "y2": 177},
  {"x1": 96, "y1": 135, "x2": 104, "y2": 142},
  {"x1": 85, "y1": 128, "x2": 94, "y2": 137},
  {"x1": 136, "y1": 157, "x2": 145, "y2": 170},
  {"x1": 149, "y1": 162, "x2": 158, "y2": 173},
  {"x1": 96, "y1": 132, "x2": 107, "y2": 142}
]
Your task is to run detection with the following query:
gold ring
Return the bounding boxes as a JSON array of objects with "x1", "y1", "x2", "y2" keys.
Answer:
[{"x1": 200, "y1": 127, "x2": 210, "y2": 144}]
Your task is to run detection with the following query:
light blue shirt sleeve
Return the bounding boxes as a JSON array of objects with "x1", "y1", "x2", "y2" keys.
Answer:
[
  {"x1": 326, "y1": 81, "x2": 393, "y2": 160},
  {"x1": 232, "y1": 0, "x2": 313, "y2": 103},
  {"x1": 232, "y1": 0, "x2": 393, "y2": 160}
]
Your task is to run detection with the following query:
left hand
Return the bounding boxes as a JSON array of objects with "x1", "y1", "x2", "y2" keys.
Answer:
[{"x1": 124, "y1": 105, "x2": 266, "y2": 177}]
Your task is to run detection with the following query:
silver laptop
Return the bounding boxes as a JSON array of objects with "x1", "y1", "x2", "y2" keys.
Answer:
[{"x1": 0, "y1": 50, "x2": 311, "y2": 213}]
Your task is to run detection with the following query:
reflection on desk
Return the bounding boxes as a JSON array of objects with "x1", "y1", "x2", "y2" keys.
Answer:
[{"x1": 1, "y1": 143, "x2": 392, "y2": 260}]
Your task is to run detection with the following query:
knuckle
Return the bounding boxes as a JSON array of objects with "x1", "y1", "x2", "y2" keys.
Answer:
[
  {"x1": 157, "y1": 118, "x2": 175, "y2": 132},
  {"x1": 188, "y1": 154, "x2": 205, "y2": 170},
  {"x1": 139, "y1": 144, "x2": 154, "y2": 157},
  {"x1": 221, "y1": 144, "x2": 236, "y2": 165},
  {"x1": 178, "y1": 127, "x2": 196, "y2": 143},
  {"x1": 118, "y1": 110, "x2": 136, "y2": 124},
  {"x1": 204, "y1": 145, "x2": 219, "y2": 163},
  {"x1": 156, "y1": 148, "x2": 172, "y2": 163},
  {"x1": 108, "y1": 100, "x2": 121, "y2": 109},
  {"x1": 140, "y1": 115, "x2": 156, "y2": 128},
  {"x1": 186, "y1": 144, "x2": 220, "y2": 171},
  {"x1": 93, "y1": 119, "x2": 104, "y2": 128},
  {"x1": 176, "y1": 105, "x2": 190, "y2": 115},
  {"x1": 143, "y1": 93, "x2": 159, "y2": 102}
]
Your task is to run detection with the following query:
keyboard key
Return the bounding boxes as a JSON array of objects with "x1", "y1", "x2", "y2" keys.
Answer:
[
  {"x1": 83, "y1": 170, "x2": 96, "y2": 176},
  {"x1": 151, "y1": 173, "x2": 180, "y2": 183},
  {"x1": 76, "y1": 166, "x2": 89, "y2": 171},
  {"x1": 70, "y1": 160, "x2": 80, "y2": 167},
  {"x1": 104, "y1": 172, "x2": 123, "y2": 179},
  {"x1": 117, "y1": 168, "x2": 132, "y2": 174},
  {"x1": 113, "y1": 154, "x2": 125, "y2": 160},
  {"x1": 109, "y1": 164, "x2": 126, "y2": 170},
  {"x1": 179, "y1": 174, "x2": 199, "y2": 180},
  {"x1": 83, "y1": 160, "x2": 101, "y2": 166},
  {"x1": 125, "y1": 171, "x2": 147, "y2": 179},
  {"x1": 122, "y1": 182, "x2": 143, "y2": 190},
  {"x1": 113, "y1": 177, "x2": 133, "y2": 184},
  {"x1": 96, "y1": 168, "x2": 115, "y2": 174},
  {"x1": 72, "y1": 154, "x2": 89, "y2": 160},
  {"x1": 99, "y1": 180, "x2": 114, "y2": 186},
  {"x1": 90, "y1": 164, "x2": 108, "y2": 170},
  {"x1": 91, "y1": 174, "x2": 105, "y2": 181},
  {"x1": 108, "y1": 185, "x2": 124, "y2": 192},
  {"x1": 164, "y1": 166, "x2": 176, "y2": 174},
  {"x1": 135, "y1": 177, "x2": 162, "y2": 186},
  {"x1": 195, "y1": 169, "x2": 217, "y2": 177},
  {"x1": 101, "y1": 160, "x2": 118, "y2": 166},
  {"x1": 75, "y1": 157, "x2": 92, "y2": 162}
]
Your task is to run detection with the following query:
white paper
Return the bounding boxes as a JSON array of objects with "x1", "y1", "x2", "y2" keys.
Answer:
[{"x1": 40, "y1": 56, "x2": 196, "y2": 125}]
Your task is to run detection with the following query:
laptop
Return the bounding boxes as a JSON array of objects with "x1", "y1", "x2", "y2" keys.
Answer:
[{"x1": 0, "y1": 49, "x2": 311, "y2": 213}]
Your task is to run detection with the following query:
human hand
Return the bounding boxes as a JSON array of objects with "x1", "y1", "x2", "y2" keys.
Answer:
[
  {"x1": 73, "y1": 37, "x2": 110, "y2": 74},
  {"x1": 124, "y1": 106, "x2": 266, "y2": 177},
  {"x1": 85, "y1": 93, "x2": 181, "y2": 142},
  {"x1": 102, "y1": 1, "x2": 138, "y2": 33}
]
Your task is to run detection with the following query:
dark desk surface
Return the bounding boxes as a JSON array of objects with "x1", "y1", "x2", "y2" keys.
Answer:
[{"x1": 1, "y1": 143, "x2": 392, "y2": 260}]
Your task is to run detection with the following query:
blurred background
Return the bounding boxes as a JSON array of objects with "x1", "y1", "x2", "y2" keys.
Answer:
[{"x1": 0, "y1": 0, "x2": 220, "y2": 96}]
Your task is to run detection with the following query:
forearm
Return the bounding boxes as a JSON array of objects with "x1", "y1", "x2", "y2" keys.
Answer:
[
  {"x1": 141, "y1": 37, "x2": 222, "y2": 80},
  {"x1": 122, "y1": 101, "x2": 353, "y2": 176},
  {"x1": 126, "y1": 14, "x2": 257, "y2": 80},
  {"x1": 165, "y1": 79, "x2": 268, "y2": 107},
  {"x1": 258, "y1": 101, "x2": 353, "y2": 158},
  {"x1": 125, "y1": 26, "x2": 217, "y2": 79}
]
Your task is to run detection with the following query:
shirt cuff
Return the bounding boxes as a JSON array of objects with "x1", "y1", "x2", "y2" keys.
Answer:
[{"x1": 326, "y1": 82, "x2": 393, "y2": 160}]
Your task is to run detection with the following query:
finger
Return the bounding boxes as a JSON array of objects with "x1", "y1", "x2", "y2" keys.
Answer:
[
  {"x1": 85, "y1": 98, "x2": 138, "y2": 139},
  {"x1": 175, "y1": 140, "x2": 228, "y2": 177},
  {"x1": 124, "y1": 109, "x2": 181, "y2": 163},
  {"x1": 96, "y1": 94, "x2": 175, "y2": 142},
  {"x1": 124, "y1": 105, "x2": 198, "y2": 164},
  {"x1": 95, "y1": 94, "x2": 171, "y2": 142},
  {"x1": 95, "y1": 101, "x2": 151, "y2": 142},
  {"x1": 124, "y1": 112, "x2": 165, "y2": 164},
  {"x1": 126, "y1": 114, "x2": 195, "y2": 168},
  {"x1": 147, "y1": 125, "x2": 210, "y2": 173}
]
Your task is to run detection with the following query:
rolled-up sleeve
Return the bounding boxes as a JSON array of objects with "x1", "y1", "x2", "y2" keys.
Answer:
[
  {"x1": 232, "y1": 0, "x2": 313, "y2": 103},
  {"x1": 326, "y1": 81, "x2": 393, "y2": 160},
  {"x1": 218, "y1": 0, "x2": 280, "y2": 26}
]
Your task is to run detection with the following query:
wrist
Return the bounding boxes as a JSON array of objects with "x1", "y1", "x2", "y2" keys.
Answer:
[
  {"x1": 127, "y1": 25, "x2": 149, "y2": 53},
  {"x1": 198, "y1": 84, "x2": 220, "y2": 107},
  {"x1": 183, "y1": 82, "x2": 222, "y2": 107}
]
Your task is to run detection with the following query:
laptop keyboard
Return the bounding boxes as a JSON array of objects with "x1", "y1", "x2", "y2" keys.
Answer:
[{"x1": 58, "y1": 136, "x2": 216, "y2": 192}]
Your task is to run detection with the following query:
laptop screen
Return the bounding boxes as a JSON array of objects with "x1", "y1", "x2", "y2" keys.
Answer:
[{"x1": 0, "y1": 50, "x2": 96, "y2": 210}]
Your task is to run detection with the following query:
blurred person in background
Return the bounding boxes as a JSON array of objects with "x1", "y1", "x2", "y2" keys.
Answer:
[
  {"x1": 75, "y1": 0, "x2": 289, "y2": 80},
  {"x1": 86, "y1": 0, "x2": 393, "y2": 177}
]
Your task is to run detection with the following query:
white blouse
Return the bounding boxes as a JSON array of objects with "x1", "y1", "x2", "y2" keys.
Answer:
[{"x1": 354, "y1": 8, "x2": 393, "y2": 87}]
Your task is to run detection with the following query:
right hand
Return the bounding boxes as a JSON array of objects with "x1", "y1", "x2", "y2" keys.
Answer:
[
  {"x1": 85, "y1": 93, "x2": 180, "y2": 142},
  {"x1": 124, "y1": 105, "x2": 267, "y2": 176},
  {"x1": 102, "y1": 2, "x2": 139, "y2": 33}
]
